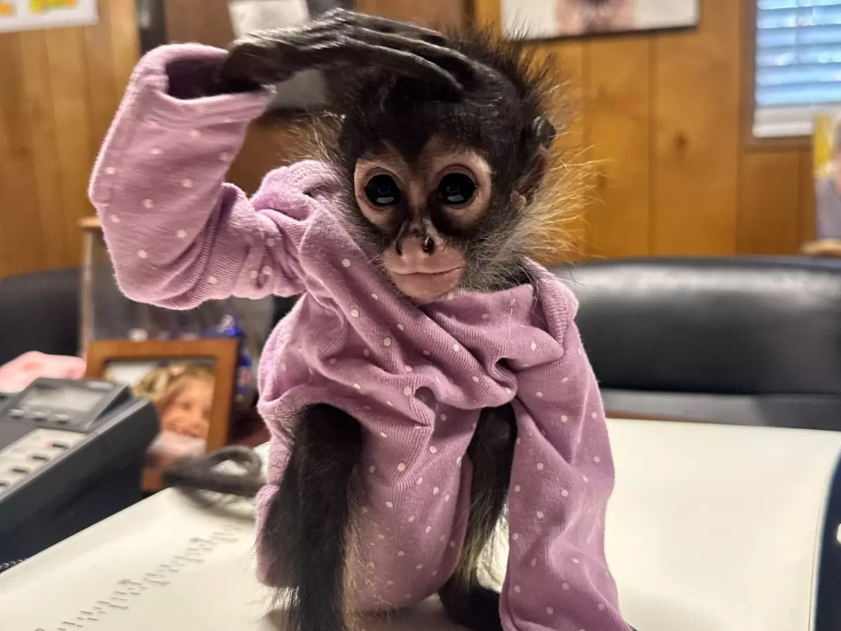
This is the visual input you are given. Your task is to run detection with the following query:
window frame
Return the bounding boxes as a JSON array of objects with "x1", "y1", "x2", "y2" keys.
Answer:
[{"x1": 743, "y1": 0, "x2": 812, "y2": 150}]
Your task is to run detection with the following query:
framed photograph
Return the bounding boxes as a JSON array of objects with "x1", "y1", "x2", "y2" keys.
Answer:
[
  {"x1": 502, "y1": 0, "x2": 699, "y2": 40},
  {"x1": 85, "y1": 339, "x2": 239, "y2": 492},
  {"x1": 79, "y1": 217, "x2": 274, "y2": 406}
]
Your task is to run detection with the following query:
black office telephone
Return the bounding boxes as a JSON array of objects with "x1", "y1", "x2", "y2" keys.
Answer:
[{"x1": 0, "y1": 378, "x2": 159, "y2": 564}]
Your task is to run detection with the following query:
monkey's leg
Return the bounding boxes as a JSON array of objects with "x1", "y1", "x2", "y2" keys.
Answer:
[
  {"x1": 260, "y1": 404, "x2": 364, "y2": 631},
  {"x1": 439, "y1": 405, "x2": 517, "y2": 631}
]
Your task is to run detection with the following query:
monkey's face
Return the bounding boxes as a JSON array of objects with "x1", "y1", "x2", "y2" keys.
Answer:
[
  {"x1": 352, "y1": 137, "x2": 493, "y2": 302},
  {"x1": 331, "y1": 32, "x2": 557, "y2": 300}
]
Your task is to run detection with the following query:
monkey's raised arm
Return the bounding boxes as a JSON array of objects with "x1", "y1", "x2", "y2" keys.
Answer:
[
  {"x1": 88, "y1": 14, "x2": 472, "y2": 310},
  {"x1": 88, "y1": 44, "x2": 318, "y2": 309}
]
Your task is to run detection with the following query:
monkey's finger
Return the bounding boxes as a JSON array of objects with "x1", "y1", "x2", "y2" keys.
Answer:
[
  {"x1": 348, "y1": 27, "x2": 488, "y2": 83},
  {"x1": 312, "y1": 8, "x2": 448, "y2": 45},
  {"x1": 222, "y1": 36, "x2": 296, "y2": 86},
  {"x1": 303, "y1": 41, "x2": 464, "y2": 94},
  {"x1": 292, "y1": 27, "x2": 477, "y2": 80}
]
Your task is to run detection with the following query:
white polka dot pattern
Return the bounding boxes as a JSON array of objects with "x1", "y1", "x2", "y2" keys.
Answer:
[{"x1": 89, "y1": 127, "x2": 621, "y2": 627}]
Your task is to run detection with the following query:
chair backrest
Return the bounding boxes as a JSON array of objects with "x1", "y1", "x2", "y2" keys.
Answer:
[
  {"x1": 552, "y1": 257, "x2": 841, "y2": 430},
  {"x1": 0, "y1": 268, "x2": 80, "y2": 367}
]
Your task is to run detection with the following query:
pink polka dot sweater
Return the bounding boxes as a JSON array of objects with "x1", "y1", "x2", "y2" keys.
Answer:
[{"x1": 89, "y1": 44, "x2": 629, "y2": 631}]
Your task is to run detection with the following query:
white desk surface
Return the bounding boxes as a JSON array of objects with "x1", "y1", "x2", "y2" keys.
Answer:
[{"x1": 2, "y1": 419, "x2": 841, "y2": 631}]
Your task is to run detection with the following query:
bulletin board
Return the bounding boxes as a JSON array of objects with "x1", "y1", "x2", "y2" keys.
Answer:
[{"x1": 0, "y1": 0, "x2": 97, "y2": 33}]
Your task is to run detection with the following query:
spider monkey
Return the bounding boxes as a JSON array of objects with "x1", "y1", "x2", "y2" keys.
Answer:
[{"x1": 93, "y1": 9, "x2": 633, "y2": 631}]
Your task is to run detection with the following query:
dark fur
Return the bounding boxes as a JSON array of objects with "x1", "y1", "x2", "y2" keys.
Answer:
[
  {"x1": 263, "y1": 405, "x2": 363, "y2": 631},
  {"x1": 439, "y1": 405, "x2": 517, "y2": 631},
  {"x1": 320, "y1": 27, "x2": 559, "y2": 293}
]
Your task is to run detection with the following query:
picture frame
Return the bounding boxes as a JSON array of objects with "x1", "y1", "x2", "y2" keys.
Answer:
[
  {"x1": 79, "y1": 217, "x2": 274, "y2": 412},
  {"x1": 85, "y1": 339, "x2": 239, "y2": 492},
  {"x1": 501, "y1": 0, "x2": 699, "y2": 41}
]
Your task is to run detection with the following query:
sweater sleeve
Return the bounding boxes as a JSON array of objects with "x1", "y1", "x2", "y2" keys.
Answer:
[
  {"x1": 88, "y1": 44, "x2": 323, "y2": 309},
  {"x1": 502, "y1": 313, "x2": 630, "y2": 631}
]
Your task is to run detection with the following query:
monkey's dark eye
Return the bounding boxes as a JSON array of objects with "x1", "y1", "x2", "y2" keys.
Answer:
[
  {"x1": 365, "y1": 174, "x2": 401, "y2": 207},
  {"x1": 438, "y1": 173, "x2": 477, "y2": 206}
]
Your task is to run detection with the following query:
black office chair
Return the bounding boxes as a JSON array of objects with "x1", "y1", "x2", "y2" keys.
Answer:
[
  {"x1": 554, "y1": 257, "x2": 841, "y2": 431},
  {"x1": 0, "y1": 268, "x2": 80, "y2": 367}
]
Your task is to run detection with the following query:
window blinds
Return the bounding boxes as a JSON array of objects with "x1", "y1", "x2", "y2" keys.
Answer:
[{"x1": 754, "y1": 0, "x2": 841, "y2": 138}]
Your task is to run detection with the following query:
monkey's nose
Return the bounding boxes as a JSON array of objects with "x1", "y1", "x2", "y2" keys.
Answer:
[{"x1": 422, "y1": 237, "x2": 435, "y2": 254}]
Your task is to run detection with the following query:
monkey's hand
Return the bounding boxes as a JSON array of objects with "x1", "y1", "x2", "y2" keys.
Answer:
[{"x1": 217, "y1": 8, "x2": 475, "y2": 95}]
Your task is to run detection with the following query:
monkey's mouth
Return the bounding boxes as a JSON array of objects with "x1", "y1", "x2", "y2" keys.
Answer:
[{"x1": 388, "y1": 267, "x2": 464, "y2": 301}]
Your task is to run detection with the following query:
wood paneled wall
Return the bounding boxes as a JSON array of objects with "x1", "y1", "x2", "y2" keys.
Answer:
[
  {"x1": 0, "y1": 0, "x2": 138, "y2": 278},
  {"x1": 476, "y1": 0, "x2": 814, "y2": 259},
  {"x1": 0, "y1": 0, "x2": 815, "y2": 278}
]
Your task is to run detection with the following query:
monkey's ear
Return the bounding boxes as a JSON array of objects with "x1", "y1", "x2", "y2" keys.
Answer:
[
  {"x1": 513, "y1": 116, "x2": 554, "y2": 206},
  {"x1": 515, "y1": 146, "x2": 550, "y2": 205},
  {"x1": 532, "y1": 116, "x2": 556, "y2": 149}
]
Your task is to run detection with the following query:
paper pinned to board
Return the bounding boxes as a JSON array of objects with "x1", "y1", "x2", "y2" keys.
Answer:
[{"x1": 0, "y1": 0, "x2": 97, "y2": 33}]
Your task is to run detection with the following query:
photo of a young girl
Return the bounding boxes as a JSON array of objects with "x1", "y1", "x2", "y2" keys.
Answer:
[{"x1": 103, "y1": 360, "x2": 217, "y2": 470}]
